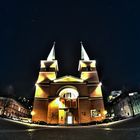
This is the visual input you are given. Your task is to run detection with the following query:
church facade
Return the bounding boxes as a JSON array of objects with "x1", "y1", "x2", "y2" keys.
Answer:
[{"x1": 32, "y1": 43, "x2": 106, "y2": 125}]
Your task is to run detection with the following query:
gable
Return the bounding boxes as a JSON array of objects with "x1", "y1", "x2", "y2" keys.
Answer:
[{"x1": 53, "y1": 75, "x2": 83, "y2": 83}]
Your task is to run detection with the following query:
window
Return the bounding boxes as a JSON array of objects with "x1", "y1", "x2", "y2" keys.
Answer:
[
  {"x1": 59, "y1": 87, "x2": 78, "y2": 109},
  {"x1": 91, "y1": 109, "x2": 101, "y2": 117},
  {"x1": 59, "y1": 98, "x2": 77, "y2": 108},
  {"x1": 59, "y1": 87, "x2": 79, "y2": 99}
]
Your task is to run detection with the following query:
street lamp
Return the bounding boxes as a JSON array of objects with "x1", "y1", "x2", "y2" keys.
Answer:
[{"x1": 31, "y1": 111, "x2": 35, "y2": 116}]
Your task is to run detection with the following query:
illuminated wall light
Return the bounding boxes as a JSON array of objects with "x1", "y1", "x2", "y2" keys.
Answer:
[
  {"x1": 109, "y1": 95, "x2": 112, "y2": 100},
  {"x1": 18, "y1": 107, "x2": 21, "y2": 112},
  {"x1": 31, "y1": 111, "x2": 35, "y2": 116},
  {"x1": 129, "y1": 93, "x2": 134, "y2": 96},
  {"x1": 103, "y1": 110, "x2": 107, "y2": 115},
  {"x1": 98, "y1": 82, "x2": 102, "y2": 87},
  {"x1": 98, "y1": 113, "x2": 101, "y2": 117}
]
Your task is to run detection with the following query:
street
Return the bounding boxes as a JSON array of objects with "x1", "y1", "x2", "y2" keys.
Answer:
[{"x1": 0, "y1": 116, "x2": 140, "y2": 140}]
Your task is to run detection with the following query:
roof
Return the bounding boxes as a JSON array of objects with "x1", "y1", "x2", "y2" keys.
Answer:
[{"x1": 53, "y1": 75, "x2": 84, "y2": 83}]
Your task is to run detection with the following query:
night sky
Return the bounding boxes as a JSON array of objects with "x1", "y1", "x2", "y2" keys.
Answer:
[{"x1": 0, "y1": 0, "x2": 140, "y2": 97}]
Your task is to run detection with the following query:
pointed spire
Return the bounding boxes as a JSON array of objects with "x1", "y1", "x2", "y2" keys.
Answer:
[
  {"x1": 80, "y1": 41, "x2": 90, "y2": 60},
  {"x1": 47, "y1": 42, "x2": 55, "y2": 61}
]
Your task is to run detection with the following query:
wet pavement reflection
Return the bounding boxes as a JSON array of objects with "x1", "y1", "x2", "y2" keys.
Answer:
[
  {"x1": 0, "y1": 127, "x2": 140, "y2": 140},
  {"x1": 0, "y1": 117, "x2": 140, "y2": 140}
]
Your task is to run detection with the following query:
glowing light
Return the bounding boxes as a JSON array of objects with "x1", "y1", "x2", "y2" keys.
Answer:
[
  {"x1": 54, "y1": 76, "x2": 83, "y2": 83},
  {"x1": 31, "y1": 111, "x2": 35, "y2": 116},
  {"x1": 129, "y1": 92, "x2": 138, "y2": 96},
  {"x1": 98, "y1": 82, "x2": 102, "y2": 87},
  {"x1": 49, "y1": 97, "x2": 65, "y2": 108},
  {"x1": 103, "y1": 110, "x2": 107, "y2": 115},
  {"x1": 109, "y1": 95, "x2": 112, "y2": 100},
  {"x1": 98, "y1": 113, "x2": 101, "y2": 117},
  {"x1": 67, "y1": 116, "x2": 73, "y2": 124},
  {"x1": 18, "y1": 107, "x2": 21, "y2": 112}
]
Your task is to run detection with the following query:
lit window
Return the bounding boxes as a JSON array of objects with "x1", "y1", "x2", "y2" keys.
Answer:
[
  {"x1": 67, "y1": 116, "x2": 72, "y2": 124},
  {"x1": 91, "y1": 109, "x2": 100, "y2": 117},
  {"x1": 59, "y1": 87, "x2": 79, "y2": 99},
  {"x1": 18, "y1": 107, "x2": 21, "y2": 112}
]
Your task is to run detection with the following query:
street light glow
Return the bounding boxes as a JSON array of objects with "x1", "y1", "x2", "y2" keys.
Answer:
[
  {"x1": 98, "y1": 82, "x2": 102, "y2": 87},
  {"x1": 31, "y1": 111, "x2": 35, "y2": 116}
]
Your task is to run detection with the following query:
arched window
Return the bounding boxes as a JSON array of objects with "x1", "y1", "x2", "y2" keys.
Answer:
[{"x1": 59, "y1": 87, "x2": 79, "y2": 99}]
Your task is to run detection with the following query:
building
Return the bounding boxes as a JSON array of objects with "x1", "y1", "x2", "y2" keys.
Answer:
[
  {"x1": 108, "y1": 90, "x2": 122, "y2": 102},
  {"x1": 129, "y1": 92, "x2": 140, "y2": 115},
  {"x1": 0, "y1": 97, "x2": 30, "y2": 118},
  {"x1": 32, "y1": 43, "x2": 106, "y2": 125},
  {"x1": 108, "y1": 91, "x2": 140, "y2": 118}
]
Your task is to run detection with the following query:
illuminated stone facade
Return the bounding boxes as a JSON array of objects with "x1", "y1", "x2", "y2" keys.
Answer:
[
  {"x1": 0, "y1": 97, "x2": 30, "y2": 118},
  {"x1": 32, "y1": 43, "x2": 106, "y2": 125},
  {"x1": 108, "y1": 91, "x2": 140, "y2": 118}
]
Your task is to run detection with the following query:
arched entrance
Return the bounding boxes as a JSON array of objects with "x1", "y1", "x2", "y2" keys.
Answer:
[{"x1": 58, "y1": 86, "x2": 79, "y2": 125}]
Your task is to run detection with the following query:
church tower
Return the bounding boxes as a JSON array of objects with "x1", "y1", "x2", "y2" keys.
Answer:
[
  {"x1": 32, "y1": 43, "x2": 59, "y2": 122},
  {"x1": 78, "y1": 42, "x2": 99, "y2": 83},
  {"x1": 77, "y1": 42, "x2": 105, "y2": 122},
  {"x1": 36, "y1": 42, "x2": 58, "y2": 85}
]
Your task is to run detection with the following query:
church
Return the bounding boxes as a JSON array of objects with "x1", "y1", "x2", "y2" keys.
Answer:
[{"x1": 32, "y1": 43, "x2": 106, "y2": 125}]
